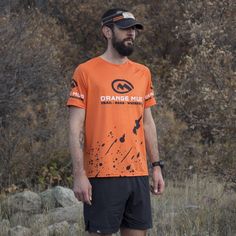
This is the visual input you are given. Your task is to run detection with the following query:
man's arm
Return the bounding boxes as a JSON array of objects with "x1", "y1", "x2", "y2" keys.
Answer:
[
  {"x1": 143, "y1": 107, "x2": 164, "y2": 195},
  {"x1": 69, "y1": 106, "x2": 92, "y2": 205}
]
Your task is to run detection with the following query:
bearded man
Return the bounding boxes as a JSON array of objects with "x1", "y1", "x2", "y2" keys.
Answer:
[{"x1": 67, "y1": 8, "x2": 165, "y2": 236}]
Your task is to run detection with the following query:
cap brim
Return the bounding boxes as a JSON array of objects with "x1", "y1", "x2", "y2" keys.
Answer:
[{"x1": 115, "y1": 19, "x2": 144, "y2": 30}]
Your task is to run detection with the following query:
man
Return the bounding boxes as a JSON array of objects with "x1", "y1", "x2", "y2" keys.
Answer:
[{"x1": 67, "y1": 8, "x2": 164, "y2": 236}]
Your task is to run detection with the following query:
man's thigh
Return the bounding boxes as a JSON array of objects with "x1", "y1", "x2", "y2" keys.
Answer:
[
  {"x1": 120, "y1": 176, "x2": 152, "y2": 231},
  {"x1": 84, "y1": 177, "x2": 130, "y2": 234}
]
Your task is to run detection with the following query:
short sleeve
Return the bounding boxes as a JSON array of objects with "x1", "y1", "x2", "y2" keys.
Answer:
[
  {"x1": 67, "y1": 65, "x2": 87, "y2": 109},
  {"x1": 144, "y1": 69, "x2": 157, "y2": 108}
]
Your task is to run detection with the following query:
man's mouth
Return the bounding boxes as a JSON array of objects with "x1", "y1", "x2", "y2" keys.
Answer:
[{"x1": 124, "y1": 38, "x2": 134, "y2": 44}]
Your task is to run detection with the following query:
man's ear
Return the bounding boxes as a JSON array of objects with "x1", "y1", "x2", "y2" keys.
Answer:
[{"x1": 102, "y1": 26, "x2": 112, "y2": 40}]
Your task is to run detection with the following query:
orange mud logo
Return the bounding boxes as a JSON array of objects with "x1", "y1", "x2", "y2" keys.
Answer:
[{"x1": 112, "y1": 79, "x2": 134, "y2": 94}]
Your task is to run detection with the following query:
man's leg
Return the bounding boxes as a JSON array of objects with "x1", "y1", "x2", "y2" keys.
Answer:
[
  {"x1": 89, "y1": 233, "x2": 112, "y2": 236},
  {"x1": 120, "y1": 228, "x2": 147, "y2": 236},
  {"x1": 120, "y1": 177, "x2": 152, "y2": 236},
  {"x1": 84, "y1": 178, "x2": 130, "y2": 235}
]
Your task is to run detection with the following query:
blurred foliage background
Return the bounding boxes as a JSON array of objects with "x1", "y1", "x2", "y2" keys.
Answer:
[{"x1": 0, "y1": 0, "x2": 235, "y2": 190}]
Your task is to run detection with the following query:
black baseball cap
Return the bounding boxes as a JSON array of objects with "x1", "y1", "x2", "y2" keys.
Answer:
[{"x1": 101, "y1": 9, "x2": 144, "y2": 30}]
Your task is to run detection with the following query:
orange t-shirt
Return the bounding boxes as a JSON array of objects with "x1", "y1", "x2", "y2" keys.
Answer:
[{"x1": 67, "y1": 57, "x2": 156, "y2": 177}]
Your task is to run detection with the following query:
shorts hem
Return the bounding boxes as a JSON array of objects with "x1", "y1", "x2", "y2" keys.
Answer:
[
  {"x1": 87, "y1": 226, "x2": 152, "y2": 234},
  {"x1": 86, "y1": 226, "x2": 119, "y2": 234}
]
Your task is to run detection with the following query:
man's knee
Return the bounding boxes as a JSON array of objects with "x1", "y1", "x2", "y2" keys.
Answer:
[
  {"x1": 120, "y1": 227, "x2": 147, "y2": 236},
  {"x1": 89, "y1": 233, "x2": 112, "y2": 236}
]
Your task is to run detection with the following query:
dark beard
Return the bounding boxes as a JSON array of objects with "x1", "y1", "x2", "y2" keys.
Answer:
[{"x1": 112, "y1": 37, "x2": 134, "y2": 56}]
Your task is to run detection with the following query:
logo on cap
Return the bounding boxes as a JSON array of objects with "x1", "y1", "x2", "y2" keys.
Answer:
[{"x1": 122, "y1": 12, "x2": 135, "y2": 19}]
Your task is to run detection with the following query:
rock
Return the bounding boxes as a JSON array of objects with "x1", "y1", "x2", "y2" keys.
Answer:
[
  {"x1": 40, "y1": 189, "x2": 56, "y2": 210},
  {"x1": 48, "y1": 221, "x2": 70, "y2": 236},
  {"x1": 47, "y1": 205, "x2": 82, "y2": 224},
  {"x1": 3, "y1": 191, "x2": 42, "y2": 216},
  {"x1": 0, "y1": 219, "x2": 10, "y2": 236},
  {"x1": 53, "y1": 186, "x2": 79, "y2": 207},
  {"x1": 10, "y1": 212, "x2": 30, "y2": 227},
  {"x1": 69, "y1": 223, "x2": 84, "y2": 236},
  {"x1": 34, "y1": 227, "x2": 50, "y2": 236},
  {"x1": 27, "y1": 213, "x2": 50, "y2": 230},
  {"x1": 39, "y1": 186, "x2": 79, "y2": 210},
  {"x1": 0, "y1": 187, "x2": 84, "y2": 235},
  {"x1": 9, "y1": 225, "x2": 31, "y2": 236}
]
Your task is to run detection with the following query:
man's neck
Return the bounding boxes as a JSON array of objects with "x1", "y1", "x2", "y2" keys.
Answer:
[{"x1": 100, "y1": 48, "x2": 128, "y2": 65}]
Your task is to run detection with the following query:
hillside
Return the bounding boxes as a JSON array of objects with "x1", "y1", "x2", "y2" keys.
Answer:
[{"x1": 0, "y1": 0, "x2": 235, "y2": 190}]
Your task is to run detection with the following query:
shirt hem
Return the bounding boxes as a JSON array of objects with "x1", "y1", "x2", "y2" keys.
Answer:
[
  {"x1": 144, "y1": 100, "x2": 157, "y2": 108},
  {"x1": 86, "y1": 172, "x2": 149, "y2": 178}
]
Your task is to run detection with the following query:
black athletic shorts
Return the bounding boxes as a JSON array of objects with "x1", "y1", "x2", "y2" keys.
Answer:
[{"x1": 84, "y1": 176, "x2": 152, "y2": 234}]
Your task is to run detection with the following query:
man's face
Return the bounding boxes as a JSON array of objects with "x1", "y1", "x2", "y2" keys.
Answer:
[{"x1": 111, "y1": 26, "x2": 136, "y2": 56}]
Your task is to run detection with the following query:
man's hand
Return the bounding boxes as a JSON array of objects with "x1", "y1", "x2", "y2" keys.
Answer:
[
  {"x1": 151, "y1": 167, "x2": 165, "y2": 195},
  {"x1": 73, "y1": 173, "x2": 92, "y2": 205}
]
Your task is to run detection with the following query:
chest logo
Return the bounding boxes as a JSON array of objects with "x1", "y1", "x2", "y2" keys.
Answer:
[{"x1": 112, "y1": 79, "x2": 134, "y2": 94}]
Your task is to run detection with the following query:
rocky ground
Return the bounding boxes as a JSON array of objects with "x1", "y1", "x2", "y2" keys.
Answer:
[{"x1": 0, "y1": 186, "x2": 84, "y2": 236}]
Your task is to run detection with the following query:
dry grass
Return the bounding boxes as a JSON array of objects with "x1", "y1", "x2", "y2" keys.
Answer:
[
  {"x1": 0, "y1": 176, "x2": 235, "y2": 236},
  {"x1": 149, "y1": 175, "x2": 236, "y2": 236}
]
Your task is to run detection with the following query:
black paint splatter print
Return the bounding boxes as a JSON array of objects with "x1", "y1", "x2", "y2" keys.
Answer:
[{"x1": 133, "y1": 116, "x2": 142, "y2": 135}]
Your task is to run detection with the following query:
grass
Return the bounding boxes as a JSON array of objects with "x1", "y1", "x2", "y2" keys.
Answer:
[
  {"x1": 1, "y1": 175, "x2": 235, "y2": 236},
  {"x1": 149, "y1": 175, "x2": 236, "y2": 236}
]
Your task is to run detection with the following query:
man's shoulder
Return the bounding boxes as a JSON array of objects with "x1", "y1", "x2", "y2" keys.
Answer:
[
  {"x1": 74, "y1": 57, "x2": 100, "y2": 72},
  {"x1": 129, "y1": 60, "x2": 150, "y2": 73}
]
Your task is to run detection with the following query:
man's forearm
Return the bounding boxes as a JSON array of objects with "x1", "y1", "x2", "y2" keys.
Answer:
[
  {"x1": 69, "y1": 107, "x2": 91, "y2": 204},
  {"x1": 69, "y1": 107, "x2": 86, "y2": 178},
  {"x1": 144, "y1": 117, "x2": 165, "y2": 194},
  {"x1": 144, "y1": 119, "x2": 160, "y2": 163},
  {"x1": 69, "y1": 126, "x2": 86, "y2": 177}
]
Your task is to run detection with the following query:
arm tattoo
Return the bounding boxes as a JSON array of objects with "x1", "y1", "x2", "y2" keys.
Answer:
[{"x1": 79, "y1": 130, "x2": 85, "y2": 149}]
